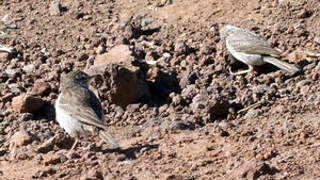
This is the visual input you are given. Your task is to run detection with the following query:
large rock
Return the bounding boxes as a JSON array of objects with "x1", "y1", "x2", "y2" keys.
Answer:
[
  {"x1": 89, "y1": 64, "x2": 150, "y2": 108},
  {"x1": 11, "y1": 94, "x2": 45, "y2": 113},
  {"x1": 87, "y1": 44, "x2": 150, "y2": 108},
  {"x1": 94, "y1": 44, "x2": 138, "y2": 72}
]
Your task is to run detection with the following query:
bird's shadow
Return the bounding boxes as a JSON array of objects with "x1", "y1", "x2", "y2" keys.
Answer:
[{"x1": 91, "y1": 144, "x2": 159, "y2": 159}]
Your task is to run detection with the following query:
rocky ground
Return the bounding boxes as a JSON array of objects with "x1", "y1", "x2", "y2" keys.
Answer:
[{"x1": 0, "y1": 0, "x2": 320, "y2": 179}]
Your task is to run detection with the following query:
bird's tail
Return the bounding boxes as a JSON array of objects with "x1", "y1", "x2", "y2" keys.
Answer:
[
  {"x1": 264, "y1": 57, "x2": 300, "y2": 75},
  {"x1": 99, "y1": 130, "x2": 120, "y2": 149}
]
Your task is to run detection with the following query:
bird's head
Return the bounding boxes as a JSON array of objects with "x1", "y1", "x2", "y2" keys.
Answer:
[
  {"x1": 61, "y1": 70, "x2": 97, "y2": 89},
  {"x1": 219, "y1": 24, "x2": 241, "y2": 40}
]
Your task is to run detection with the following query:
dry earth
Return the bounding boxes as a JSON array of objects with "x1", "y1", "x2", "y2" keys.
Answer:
[{"x1": 0, "y1": 0, "x2": 320, "y2": 179}]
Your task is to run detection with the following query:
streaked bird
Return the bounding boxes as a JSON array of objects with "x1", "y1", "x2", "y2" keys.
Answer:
[
  {"x1": 220, "y1": 25, "x2": 300, "y2": 75},
  {"x1": 55, "y1": 70, "x2": 119, "y2": 152}
]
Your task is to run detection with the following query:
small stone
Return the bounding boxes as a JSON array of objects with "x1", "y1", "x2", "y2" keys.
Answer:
[
  {"x1": 78, "y1": 53, "x2": 89, "y2": 61},
  {"x1": 287, "y1": 50, "x2": 307, "y2": 62},
  {"x1": 141, "y1": 17, "x2": 154, "y2": 26},
  {"x1": 31, "y1": 81, "x2": 51, "y2": 96},
  {"x1": 6, "y1": 23, "x2": 17, "y2": 29},
  {"x1": 207, "y1": 98, "x2": 230, "y2": 118},
  {"x1": 300, "y1": 85, "x2": 310, "y2": 95},
  {"x1": 163, "y1": 52, "x2": 171, "y2": 58},
  {"x1": 244, "y1": 109, "x2": 259, "y2": 119},
  {"x1": 43, "y1": 152, "x2": 61, "y2": 165},
  {"x1": 22, "y1": 64, "x2": 36, "y2": 73},
  {"x1": 166, "y1": 175, "x2": 193, "y2": 180},
  {"x1": 297, "y1": 9, "x2": 312, "y2": 18},
  {"x1": 95, "y1": 45, "x2": 105, "y2": 54},
  {"x1": 179, "y1": 71, "x2": 198, "y2": 88},
  {"x1": 16, "y1": 152, "x2": 30, "y2": 160},
  {"x1": 174, "y1": 40, "x2": 189, "y2": 55},
  {"x1": 315, "y1": 35, "x2": 320, "y2": 45},
  {"x1": 80, "y1": 169, "x2": 103, "y2": 180},
  {"x1": 52, "y1": 134, "x2": 74, "y2": 149},
  {"x1": 181, "y1": 85, "x2": 197, "y2": 99},
  {"x1": 32, "y1": 168, "x2": 56, "y2": 178},
  {"x1": 19, "y1": 113, "x2": 33, "y2": 121},
  {"x1": 49, "y1": 1, "x2": 62, "y2": 16},
  {"x1": 297, "y1": 79, "x2": 312, "y2": 87},
  {"x1": 116, "y1": 154, "x2": 127, "y2": 161},
  {"x1": 5, "y1": 68, "x2": 20, "y2": 78},
  {"x1": 37, "y1": 136, "x2": 55, "y2": 153},
  {"x1": 159, "y1": 104, "x2": 168, "y2": 113},
  {"x1": 190, "y1": 94, "x2": 207, "y2": 110},
  {"x1": 9, "y1": 130, "x2": 33, "y2": 150},
  {"x1": 12, "y1": 94, "x2": 45, "y2": 113},
  {"x1": 225, "y1": 159, "x2": 279, "y2": 179},
  {"x1": 0, "y1": 52, "x2": 9, "y2": 62}
]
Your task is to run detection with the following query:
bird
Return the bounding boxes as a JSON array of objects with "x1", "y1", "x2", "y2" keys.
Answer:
[
  {"x1": 55, "y1": 70, "x2": 119, "y2": 152},
  {"x1": 220, "y1": 25, "x2": 300, "y2": 75}
]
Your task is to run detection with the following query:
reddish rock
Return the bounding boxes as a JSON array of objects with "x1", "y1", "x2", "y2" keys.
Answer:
[
  {"x1": 93, "y1": 44, "x2": 137, "y2": 72},
  {"x1": 286, "y1": 50, "x2": 307, "y2": 63},
  {"x1": 9, "y1": 130, "x2": 33, "y2": 151},
  {"x1": 31, "y1": 81, "x2": 51, "y2": 96},
  {"x1": 95, "y1": 64, "x2": 150, "y2": 108},
  {"x1": 87, "y1": 45, "x2": 150, "y2": 108},
  {"x1": 11, "y1": 94, "x2": 45, "y2": 113},
  {"x1": 43, "y1": 152, "x2": 61, "y2": 165}
]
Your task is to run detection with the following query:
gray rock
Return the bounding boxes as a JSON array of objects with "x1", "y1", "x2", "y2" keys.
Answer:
[
  {"x1": 141, "y1": 18, "x2": 154, "y2": 26},
  {"x1": 23, "y1": 64, "x2": 36, "y2": 74},
  {"x1": 49, "y1": 1, "x2": 62, "y2": 16}
]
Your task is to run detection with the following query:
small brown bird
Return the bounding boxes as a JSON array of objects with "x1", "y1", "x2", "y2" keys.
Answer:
[
  {"x1": 55, "y1": 71, "x2": 119, "y2": 151},
  {"x1": 220, "y1": 25, "x2": 300, "y2": 75}
]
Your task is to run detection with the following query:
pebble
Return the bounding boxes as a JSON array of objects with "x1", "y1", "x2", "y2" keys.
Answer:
[
  {"x1": 244, "y1": 109, "x2": 259, "y2": 119},
  {"x1": 49, "y1": 1, "x2": 62, "y2": 16},
  {"x1": 315, "y1": 35, "x2": 320, "y2": 45},
  {"x1": 43, "y1": 152, "x2": 62, "y2": 165},
  {"x1": 22, "y1": 64, "x2": 36, "y2": 73},
  {"x1": 174, "y1": 40, "x2": 189, "y2": 55},
  {"x1": 141, "y1": 18, "x2": 154, "y2": 26},
  {"x1": 9, "y1": 130, "x2": 33, "y2": 151},
  {"x1": 297, "y1": 79, "x2": 312, "y2": 87},
  {"x1": 31, "y1": 81, "x2": 51, "y2": 96}
]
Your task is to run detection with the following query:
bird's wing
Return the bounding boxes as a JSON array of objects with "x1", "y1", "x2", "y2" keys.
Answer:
[
  {"x1": 58, "y1": 87, "x2": 107, "y2": 130},
  {"x1": 226, "y1": 31, "x2": 281, "y2": 57}
]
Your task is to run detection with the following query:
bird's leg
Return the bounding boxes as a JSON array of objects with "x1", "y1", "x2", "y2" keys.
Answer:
[
  {"x1": 69, "y1": 132, "x2": 80, "y2": 152},
  {"x1": 65, "y1": 135, "x2": 79, "y2": 158},
  {"x1": 229, "y1": 65, "x2": 254, "y2": 75},
  {"x1": 70, "y1": 137, "x2": 79, "y2": 152}
]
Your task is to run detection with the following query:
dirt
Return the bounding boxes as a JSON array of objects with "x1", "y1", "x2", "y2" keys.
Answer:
[{"x1": 0, "y1": 0, "x2": 320, "y2": 179}]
